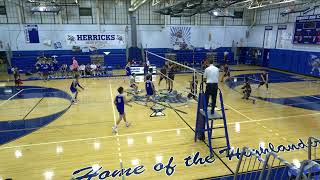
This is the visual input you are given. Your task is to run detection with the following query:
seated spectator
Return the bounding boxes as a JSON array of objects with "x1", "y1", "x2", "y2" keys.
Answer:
[
  {"x1": 85, "y1": 64, "x2": 91, "y2": 76},
  {"x1": 60, "y1": 64, "x2": 68, "y2": 78},
  {"x1": 79, "y1": 64, "x2": 86, "y2": 77},
  {"x1": 90, "y1": 63, "x2": 97, "y2": 76}
]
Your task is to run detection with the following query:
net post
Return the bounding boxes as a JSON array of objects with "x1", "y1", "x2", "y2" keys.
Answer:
[{"x1": 200, "y1": 74, "x2": 204, "y2": 93}]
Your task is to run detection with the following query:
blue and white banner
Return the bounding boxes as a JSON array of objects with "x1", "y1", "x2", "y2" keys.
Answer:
[
  {"x1": 65, "y1": 34, "x2": 126, "y2": 47},
  {"x1": 25, "y1": 25, "x2": 39, "y2": 43},
  {"x1": 170, "y1": 27, "x2": 191, "y2": 50}
]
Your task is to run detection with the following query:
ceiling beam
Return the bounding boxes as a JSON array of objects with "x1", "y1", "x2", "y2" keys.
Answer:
[{"x1": 129, "y1": 0, "x2": 150, "y2": 12}]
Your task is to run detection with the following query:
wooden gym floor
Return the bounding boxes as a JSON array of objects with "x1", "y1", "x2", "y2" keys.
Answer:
[{"x1": 0, "y1": 65, "x2": 319, "y2": 180}]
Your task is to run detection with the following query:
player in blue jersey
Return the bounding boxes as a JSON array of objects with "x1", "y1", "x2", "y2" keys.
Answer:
[
  {"x1": 125, "y1": 61, "x2": 131, "y2": 76},
  {"x1": 129, "y1": 73, "x2": 139, "y2": 94},
  {"x1": 70, "y1": 74, "x2": 84, "y2": 104},
  {"x1": 145, "y1": 74, "x2": 156, "y2": 106},
  {"x1": 112, "y1": 87, "x2": 132, "y2": 133}
]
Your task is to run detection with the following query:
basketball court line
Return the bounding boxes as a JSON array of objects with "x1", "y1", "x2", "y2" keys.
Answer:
[
  {"x1": 0, "y1": 87, "x2": 48, "y2": 107},
  {"x1": 0, "y1": 127, "x2": 189, "y2": 150},
  {"x1": 1, "y1": 109, "x2": 318, "y2": 134},
  {"x1": 109, "y1": 81, "x2": 123, "y2": 164},
  {"x1": 224, "y1": 103, "x2": 306, "y2": 149},
  {"x1": 0, "y1": 89, "x2": 23, "y2": 107},
  {"x1": 274, "y1": 84, "x2": 320, "y2": 100},
  {"x1": 22, "y1": 97, "x2": 45, "y2": 120},
  {"x1": 233, "y1": 101, "x2": 320, "y2": 112},
  {"x1": 225, "y1": 112, "x2": 320, "y2": 125}
]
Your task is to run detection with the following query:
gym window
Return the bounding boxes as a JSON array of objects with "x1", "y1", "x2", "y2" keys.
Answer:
[
  {"x1": 234, "y1": 11, "x2": 243, "y2": 19},
  {"x1": 79, "y1": 7, "x2": 92, "y2": 16},
  {"x1": 0, "y1": 6, "x2": 6, "y2": 15}
]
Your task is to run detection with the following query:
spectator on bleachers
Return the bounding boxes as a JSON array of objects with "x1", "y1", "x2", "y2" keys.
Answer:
[
  {"x1": 90, "y1": 63, "x2": 97, "y2": 76},
  {"x1": 85, "y1": 64, "x2": 91, "y2": 76},
  {"x1": 60, "y1": 64, "x2": 68, "y2": 78},
  {"x1": 69, "y1": 65, "x2": 74, "y2": 76},
  {"x1": 79, "y1": 64, "x2": 86, "y2": 77},
  {"x1": 42, "y1": 61, "x2": 50, "y2": 81},
  {"x1": 183, "y1": 61, "x2": 189, "y2": 71},
  {"x1": 224, "y1": 51, "x2": 229, "y2": 63},
  {"x1": 98, "y1": 64, "x2": 107, "y2": 76},
  {"x1": 125, "y1": 61, "x2": 131, "y2": 76},
  {"x1": 35, "y1": 59, "x2": 42, "y2": 77},
  {"x1": 72, "y1": 57, "x2": 79, "y2": 73},
  {"x1": 13, "y1": 67, "x2": 23, "y2": 88},
  {"x1": 96, "y1": 63, "x2": 102, "y2": 76},
  {"x1": 52, "y1": 58, "x2": 59, "y2": 78},
  {"x1": 202, "y1": 58, "x2": 209, "y2": 70},
  {"x1": 253, "y1": 49, "x2": 258, "y2": 65}
]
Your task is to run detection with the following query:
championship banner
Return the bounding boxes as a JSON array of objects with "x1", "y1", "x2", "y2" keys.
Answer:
[
  {"x1": 65, "y1": 34, "x2": 126, "y2": 47},
  {"x1": 25, "y1": 25, "x2": 40, "y2": 43}
]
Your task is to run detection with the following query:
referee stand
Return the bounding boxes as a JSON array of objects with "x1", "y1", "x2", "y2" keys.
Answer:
[{"x1": 194, "y1": 75, "x2": 231, "y2": 157}]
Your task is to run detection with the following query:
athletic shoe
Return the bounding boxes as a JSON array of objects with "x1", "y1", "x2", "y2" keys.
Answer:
[
  {"x1": 112, "y1": 126, "x2": 118, "y2": 133},
  {"x1": 71, "y1": 99, "x2": 77, "y2": 104},
  {"x1": 126, "y1": 122, "x2": 131, "y2": 128}
]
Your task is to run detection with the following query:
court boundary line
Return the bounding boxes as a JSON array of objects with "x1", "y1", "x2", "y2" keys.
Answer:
[
  {"x1": 0, "y1": 89, "x2": 23, "y2": 107},
  {"x1": 226, "y1": 112, "x2": 320, "y2": 125},
  {"x1": 0, "y1": 127, "x2": 189, "y2": 150},
  {"x1": 1, "y1": 110, "x2": 318, "y2": 134},
  {"x1": 22, "y1": 97, "x2": 45, "y2": 120},
  {"x1": 0, "y1": 87, "x2": 48, "y2": 107}
]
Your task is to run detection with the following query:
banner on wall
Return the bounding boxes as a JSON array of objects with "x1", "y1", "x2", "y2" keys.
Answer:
[
  {"x1": 25, "y1": 25, "x2": 40, "y2": 43},
  {"x1": 65, "y1": 34, "x2": 126, "y2": 48},
  {"x1": 265, "y1": 26, "x2": 273, "y2": 30},
  {"x1": 170, "y1": 27, "x2": 192, "y2": 50}
]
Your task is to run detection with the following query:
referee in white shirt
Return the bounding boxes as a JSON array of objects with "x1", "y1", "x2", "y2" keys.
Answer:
[{"x1": 203, "y1": 59, "x2": 219, "y2": 114}]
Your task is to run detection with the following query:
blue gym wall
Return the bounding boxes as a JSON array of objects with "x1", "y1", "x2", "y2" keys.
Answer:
[
  {"x1": 246, "y1": 23, "x2": 320, "y2": 78},
  {"x1": 2, "y1": 24, "x2": 246, "y2": 72}
]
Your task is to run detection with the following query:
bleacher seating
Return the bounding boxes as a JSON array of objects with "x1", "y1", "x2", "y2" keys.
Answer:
[
  {"x1": 11, "y1": 47, "x2": 238, "y2": 73},
  {"x1": 10, "y1": 49, "x2": 127, "y2": 73}
]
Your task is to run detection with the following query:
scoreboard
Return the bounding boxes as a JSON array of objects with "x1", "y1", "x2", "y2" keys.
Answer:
[{"x1": 293, "y1": 14, "x2": 320, "y2": 45}]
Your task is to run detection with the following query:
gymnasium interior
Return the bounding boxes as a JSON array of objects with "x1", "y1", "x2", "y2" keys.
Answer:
[{"x1": 0, "y1": 0, "x2": 320, "y2": 179}]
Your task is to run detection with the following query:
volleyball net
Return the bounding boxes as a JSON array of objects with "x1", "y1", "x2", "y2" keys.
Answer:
[{"x1": 145, "y1": 50, "x2": 204, "y2": 99}]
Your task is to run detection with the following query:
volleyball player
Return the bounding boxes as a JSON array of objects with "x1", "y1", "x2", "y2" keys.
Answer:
[
  {"x1": 125, "y1": 61, "x2": 131, "y2": 76},
  {"x1": 146, "y1": 67, "x2": 153, "y2": 81},
  {"x1": 188, "y1": 74, "x2": 198, "y2": 100},
  {"x1": 13, "y1": 67, "x2": 23, "y2": 88},
  {"x1": 167, "y1": 63, "x2": 175, "y2": 93},
  {"x1": 258, "y1": 71, "x2": 269, "y2": 90},
  {"x1": 112, "y1": 86, "x2": 132, "y2": 133},
  {"x1": 145, "y1": 74, "x2": 155, "y2": 106},
  {"x1": 220, "y1": 64, "x2": 231, "y2": 82},
  {"x1": 129, "y1": 73, "x2": 138, "y2": 94},
  {"x1": 70, "y1": 74, "x2": 84, "y2": 104},
  {"x1": 241, "y1": 77, "x2": 252, "y2": 100},
  {"x1": 158, "y1": 64, "x2": 168, "y2": 87}
]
